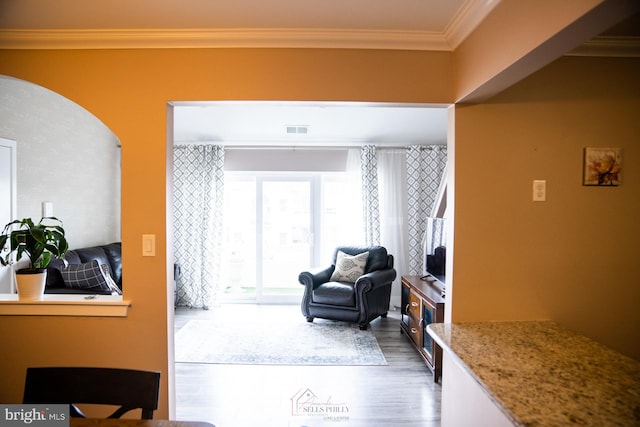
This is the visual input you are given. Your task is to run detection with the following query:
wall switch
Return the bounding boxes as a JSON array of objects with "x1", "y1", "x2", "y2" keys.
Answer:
[
  {"x1": 533, "y1": 180, "x2": 546, "y2": 202},
  {"x1": 142, "y1": 234, "x2": 156, "y2": 256},
  {"x1": 42, "y1": 201, "x2": 53, "y2": 217}
]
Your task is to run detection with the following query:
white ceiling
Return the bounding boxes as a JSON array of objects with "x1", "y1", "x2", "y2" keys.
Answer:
[{"x1": 0, "y1": 0, "x2": 468, "y2": 32}]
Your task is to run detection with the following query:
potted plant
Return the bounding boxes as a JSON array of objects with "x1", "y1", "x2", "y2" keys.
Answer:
[{"x1": 0, "y1": 217, "x2": 69, "y2": 300}]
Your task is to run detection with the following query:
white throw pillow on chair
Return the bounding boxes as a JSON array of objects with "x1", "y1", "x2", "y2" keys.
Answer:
[{"x1": 330, "y1": 251, "x2": 369, "y2": 283}]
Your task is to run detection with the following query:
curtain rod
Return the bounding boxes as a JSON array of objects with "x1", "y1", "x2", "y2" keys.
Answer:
[{"x1": 173, "y1": 142, "x2": 446, "y2": 150}]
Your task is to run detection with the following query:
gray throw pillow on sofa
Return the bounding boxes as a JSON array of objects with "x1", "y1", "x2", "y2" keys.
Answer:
[{"x1": 61, "y1": 260, "x2": 116, "y2": 294}]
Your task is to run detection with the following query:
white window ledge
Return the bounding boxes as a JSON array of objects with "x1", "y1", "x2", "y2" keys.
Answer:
[{"x1": 0, "y1": 294, "x2": 131, "y2": 317}]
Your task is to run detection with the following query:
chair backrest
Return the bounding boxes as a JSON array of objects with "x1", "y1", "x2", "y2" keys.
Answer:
[
  {"x1": 23, "y1": 367, "x2": 161, "y2": 419},
  {"x1": 333, "y1": 246, "x2": 393, "y2": 273}
]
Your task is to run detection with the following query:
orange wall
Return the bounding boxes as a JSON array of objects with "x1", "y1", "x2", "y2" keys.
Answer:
[
  {"x1": 451, "y1": 56, "x2": 640, "y2": 359},
  {"x1": 0, "y1": 48, "x2": 452, "y2": 415}
]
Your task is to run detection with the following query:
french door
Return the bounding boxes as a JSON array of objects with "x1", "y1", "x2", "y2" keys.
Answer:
[
  {"x1": 222, "y1": 174, "x2": 313, "y2": 303},
  {"x1": 221, "y1": 172, "x2": 362, "y2": 303}
]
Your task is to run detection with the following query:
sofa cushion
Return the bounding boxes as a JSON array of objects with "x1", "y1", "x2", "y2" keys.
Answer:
[
  {"x1": 62, "y1": 250, "x2": 82, "y2": 265},
  {"x1": 312, "y1": 282, "x2": 356, "y2": 307},
  {"x1": 76, "y1": 246, "x2": 112, "y2": 276},
  {"x1": 60, "y1": 260, "x2": 114, "y2": 293},
  {"x1": 330, "y1": 250, "x2": 369, "y2": 283},
  {"x1": 363, "y1": 246, "x2": 389, "y2": 272}
]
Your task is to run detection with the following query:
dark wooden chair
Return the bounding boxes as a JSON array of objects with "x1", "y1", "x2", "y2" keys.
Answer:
[{"x1": 23, "y1": 367, "x2": 161, "y2": 419}]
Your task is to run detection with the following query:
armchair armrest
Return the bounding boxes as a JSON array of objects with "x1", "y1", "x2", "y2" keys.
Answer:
[
  {"x1": 298, "y1": 266, "x2": 334, "y2": 290},
  {"x1": 299, "y1": 265, "x2": 335, "y2": 319},
  {"x1": 355, "y1": 268, "x2": 397, "y2": 293}
]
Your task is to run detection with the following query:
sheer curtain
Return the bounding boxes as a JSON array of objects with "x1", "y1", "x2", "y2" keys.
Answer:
[
  {"x1": 345, "y1": 148, "x2": 365, "y2": 243},
  {"x1": 406, "y1": 145, "x2": 447, "y2": 275},
  {"x1": 317, "y1": 149, "x2": 366, "y2": 265},
  {"x1": 377, "y1": 149, "x2": 408, "y2": 305},
  {"x1": 173, "y1": 144, "x2": 225, "y2": 309}
]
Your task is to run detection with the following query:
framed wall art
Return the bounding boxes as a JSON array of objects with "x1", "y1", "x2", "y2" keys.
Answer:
[{"x1": 583, "y1": 147, "x2": 622, "y2": 186}]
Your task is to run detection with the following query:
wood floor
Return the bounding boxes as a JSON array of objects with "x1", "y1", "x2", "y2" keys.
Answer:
[{"x1": 174, "y1": 304, "x2": 442, "y2": 427}]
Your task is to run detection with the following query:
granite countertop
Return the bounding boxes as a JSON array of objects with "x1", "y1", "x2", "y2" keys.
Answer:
[{"x1": 428, "y1": 321, "x2": 640, "y2": 426}]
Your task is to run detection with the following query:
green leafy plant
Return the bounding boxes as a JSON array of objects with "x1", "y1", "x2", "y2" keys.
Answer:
[{"x1": 0, "y1": 217, "x2": 69, "y2": 272}]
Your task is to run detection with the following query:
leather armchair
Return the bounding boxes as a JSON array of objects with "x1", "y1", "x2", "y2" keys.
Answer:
[{"x1": 298, "y1": 245, "x2": 396, "y2": 330}]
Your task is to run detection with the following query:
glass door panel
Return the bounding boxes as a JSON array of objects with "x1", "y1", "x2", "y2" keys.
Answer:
[
  {"x1": 261, "y1": 181, "x2": 311, "y2": 297},
  {"x1": 221, "y1": 179, "x2": 257, "y2": 299}
]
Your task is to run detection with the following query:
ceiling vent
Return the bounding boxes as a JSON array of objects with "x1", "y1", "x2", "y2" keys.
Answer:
[{"x1": 286, "y1": 125, "x2": 309, "y2": 135}]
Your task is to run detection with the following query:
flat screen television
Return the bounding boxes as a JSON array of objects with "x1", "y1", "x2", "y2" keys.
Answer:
[{"x1": 421, "y1": 217, "x2": 446, "y2": 286}]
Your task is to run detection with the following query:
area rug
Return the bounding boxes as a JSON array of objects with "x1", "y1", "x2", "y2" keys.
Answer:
[{"x1": 174, "y1": 319, "x2": 387, "y2": 366}]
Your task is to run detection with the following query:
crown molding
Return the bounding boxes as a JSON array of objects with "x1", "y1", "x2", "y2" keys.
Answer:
[
  {"x1": 0, "y1": 0, "x2": 501, "y2": 51},
  {"x1": 444, "y1": 0, "x2": 501, "y2": 49},
  {"x1": 0, "y1": 28, "x2": 452, "y2": 51},
  {"x1": 566, "y1": 36, "x2": 640, "y2": 57}
]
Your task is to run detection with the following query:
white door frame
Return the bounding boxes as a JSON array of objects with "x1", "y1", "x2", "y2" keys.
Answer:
[{"x1": 0, "y1": 137, "x2": 17, "y2": 293}]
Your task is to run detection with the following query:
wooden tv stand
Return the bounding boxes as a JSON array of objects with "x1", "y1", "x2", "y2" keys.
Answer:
[{"x1": 400, "y1": 275, "x2": 445, "y2": 382}]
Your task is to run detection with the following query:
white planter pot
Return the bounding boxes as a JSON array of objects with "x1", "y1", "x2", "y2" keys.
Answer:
[{"x1": 16, "y1": 270, "x2": 47, "y2": 300}]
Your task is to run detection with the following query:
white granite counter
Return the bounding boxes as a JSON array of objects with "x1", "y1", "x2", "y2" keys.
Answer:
[{"x1": 428, "y1": 321, "x2": 640, "y2": 426}]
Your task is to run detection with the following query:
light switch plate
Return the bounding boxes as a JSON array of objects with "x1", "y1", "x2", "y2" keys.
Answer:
[
  {"x1": 42, "y1": 201, "x2": 53, "y2": 217},
  {"x1": 142, "y1": 234, "x2": 156, "y2": 256}
]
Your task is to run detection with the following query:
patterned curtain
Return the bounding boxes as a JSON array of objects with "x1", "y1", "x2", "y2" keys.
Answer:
[
  {"x1": 406, "y1": 145, "x2": 447, "y2": 275},
  {"x1": 173, "y1": 144, "x2": 225, "y2": 309},
  {"x1": 360, "y1": 145, "x2": 380, "y2": 246}
]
